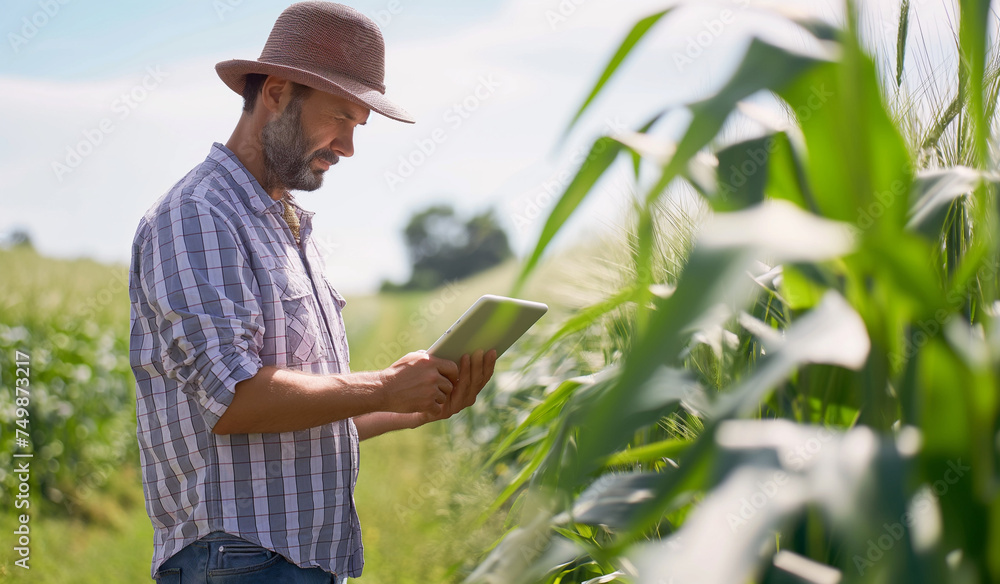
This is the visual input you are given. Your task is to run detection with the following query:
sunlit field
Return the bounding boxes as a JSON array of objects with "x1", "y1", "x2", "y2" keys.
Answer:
[{"x1": 4, "y1": 1, "x2": 1000, "y2": 583}]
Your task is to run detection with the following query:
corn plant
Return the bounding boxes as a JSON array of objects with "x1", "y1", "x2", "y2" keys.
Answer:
[
  {"x1": 463, "y1": 1, "x2": 1000, "y2": 583},
  {"x1": 0, "y1": 248, "x2": 137, "y2": 515}
]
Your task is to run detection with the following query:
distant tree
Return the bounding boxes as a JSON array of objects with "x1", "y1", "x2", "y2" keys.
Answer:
[
  {"x1": 3, "y1": 228, "x2": 33, "y2": 249},
  {"x1": 388, "y1": 204, "x2": 512, "y2": 290},
  {"x1": 379, "y1": 279, "x2": 404, "y2": 293}
]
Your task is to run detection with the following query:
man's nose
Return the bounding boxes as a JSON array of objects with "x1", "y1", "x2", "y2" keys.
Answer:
[{"x1": 331, "y1": 131, "x2": 354, "y2": 158}]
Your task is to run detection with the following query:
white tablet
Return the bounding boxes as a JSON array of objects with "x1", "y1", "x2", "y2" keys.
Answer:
[{"x1": 427, "y1": 295, "x2": 548, "y2": 362}]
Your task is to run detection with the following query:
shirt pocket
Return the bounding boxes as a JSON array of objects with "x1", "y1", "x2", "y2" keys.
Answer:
[{"x1": 274, "y1": 268, "x2": 326, "y2": 365}]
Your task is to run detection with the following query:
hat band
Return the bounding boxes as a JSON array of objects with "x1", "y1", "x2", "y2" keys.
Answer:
[{"x1": 255, "y1": 57, "x2": 386, "y2": 94}]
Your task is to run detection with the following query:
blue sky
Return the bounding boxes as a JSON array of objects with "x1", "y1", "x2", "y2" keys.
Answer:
[
  {"x1": 1, "y1": 1, "x2": 509, "y2": 80},
  {"x1": 0, "y1": 0, "x2": 966, "y2": 293}
]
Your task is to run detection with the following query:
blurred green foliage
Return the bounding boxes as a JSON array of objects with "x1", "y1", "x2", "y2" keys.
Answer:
[
  {"x1": 459, "y1": 2, "x2": 1000, "y2": 583},
  {"x1": 0, "y1": 247, "x2": 137, "y2": 515}
]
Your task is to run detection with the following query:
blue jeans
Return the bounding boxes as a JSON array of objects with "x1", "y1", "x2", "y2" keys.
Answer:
[{"x1": 153, "y1": 532, "x2": 339, "y2": 583}]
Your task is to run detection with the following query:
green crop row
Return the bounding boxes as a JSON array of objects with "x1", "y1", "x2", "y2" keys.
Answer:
[
  {"x1": 457, "y1": 2, "x2": 1000, "y2": 583},
  {"x1": 0, "y1": 248, "x2": 137, "y2": 514}
]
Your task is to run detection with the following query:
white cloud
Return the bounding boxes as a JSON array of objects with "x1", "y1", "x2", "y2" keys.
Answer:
[{"x1": 0, "y1": 0, "x2": 974, "y2": 292}]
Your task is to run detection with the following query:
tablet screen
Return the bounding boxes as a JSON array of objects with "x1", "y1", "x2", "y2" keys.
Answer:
[{"x1": 427, "y1": 295, "x2": 548, "y2": 362}]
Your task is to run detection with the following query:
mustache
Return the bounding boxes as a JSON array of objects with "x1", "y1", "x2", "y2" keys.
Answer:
[{"x1": 312, "y1": 149, "x2": 338, "y2": 165}]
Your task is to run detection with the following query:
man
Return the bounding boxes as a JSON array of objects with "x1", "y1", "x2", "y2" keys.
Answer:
[{"x1": 128, "y1": 3, "x2": 497, "y2": 582}]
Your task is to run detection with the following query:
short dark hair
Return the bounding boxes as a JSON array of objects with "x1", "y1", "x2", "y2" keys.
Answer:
[
  {"x1": 241, "y1": 73, "x2": 268, "y2": 113},
  {"x1": 241, "y1": 74, "x2": 312, "y2": 113}
]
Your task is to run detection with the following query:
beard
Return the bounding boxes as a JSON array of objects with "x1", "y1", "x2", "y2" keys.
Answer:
[{"x1": 260, "y1": 93, "x2": 338, "y2": 193}]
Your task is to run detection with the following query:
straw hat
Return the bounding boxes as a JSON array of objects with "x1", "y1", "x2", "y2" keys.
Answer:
[{"x1": 216, "y1": 1, "x2": 414, "y2": 123}]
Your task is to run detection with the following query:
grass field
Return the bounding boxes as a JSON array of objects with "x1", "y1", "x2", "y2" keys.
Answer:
[{"x1": 0, "y1": 246, "x2": 554, "y2": 582}]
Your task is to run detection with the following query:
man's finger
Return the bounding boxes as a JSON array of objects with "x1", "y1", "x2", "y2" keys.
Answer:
[
  {"x1": 433, "y1": 356, "x2": 460, "y2": 384},
  {"x1": 458, "y1": 353, "x2": 471, "y2": 388},
  {"x1": 448, "y1": 355, "x2": 466, "y2": 402},
  {"x1": 470, "y1": 349, "x2": 484, "y2": 389}
]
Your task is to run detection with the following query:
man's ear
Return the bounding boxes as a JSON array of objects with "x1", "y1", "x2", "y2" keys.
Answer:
[{"x1": 260, "y1": 76, "x2": 291, "y2": 116}]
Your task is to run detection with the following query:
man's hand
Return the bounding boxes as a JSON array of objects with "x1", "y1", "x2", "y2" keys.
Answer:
[
  {"x1": 413, "y1": 348, "x2": 497, "y2": 426},
  {"x1": 378, "y1": 351, "x2": 460, "y2": 415},
  {"x1": 353, "y1": 349, "x2": 499, "y2": 440}
]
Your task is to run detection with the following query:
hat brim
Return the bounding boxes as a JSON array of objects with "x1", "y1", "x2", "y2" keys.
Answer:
[{"x1": 216, "y1": 59, "x2": 415, "y2": 124}]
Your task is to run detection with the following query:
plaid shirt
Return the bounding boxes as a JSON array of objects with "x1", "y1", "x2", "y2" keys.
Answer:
[{"x1": 128, "y1": 142, "x2": 362, "y2": 579}]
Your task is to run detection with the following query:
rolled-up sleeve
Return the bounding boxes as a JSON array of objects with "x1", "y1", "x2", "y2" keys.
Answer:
[{"x1": 138, "y1": 197, "x2": 264, "y2": 429}]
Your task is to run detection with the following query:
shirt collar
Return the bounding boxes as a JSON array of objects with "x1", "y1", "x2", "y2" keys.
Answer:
[{"x1": 208, "y1": 142, "x2": 282, "y2": 217}]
